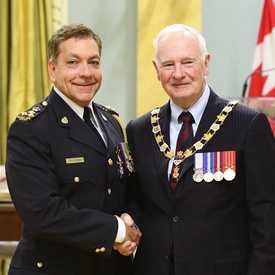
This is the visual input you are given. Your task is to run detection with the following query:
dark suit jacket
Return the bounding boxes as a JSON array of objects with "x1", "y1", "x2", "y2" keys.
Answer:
[
  {"x1": 126, "y1": 89, "x2": 275, "y2": 275},
  {"x1": 6, "y1": 88, "x2": 132, "y2": 275}
]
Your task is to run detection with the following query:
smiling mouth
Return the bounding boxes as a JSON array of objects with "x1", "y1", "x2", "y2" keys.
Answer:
[
  {"x1": 75, "y1": 83, "x2": 95, "y2": 87},
  {"x1": 173, "y1": 83, "x2": 188, "y2": 86}
]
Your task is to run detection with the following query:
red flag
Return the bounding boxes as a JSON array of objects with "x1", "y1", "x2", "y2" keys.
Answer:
[{"x1": 248, "y1": 0, "x2": 275, "y2": 97}]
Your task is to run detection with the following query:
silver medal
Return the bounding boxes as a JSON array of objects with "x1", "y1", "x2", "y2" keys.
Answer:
[
  {"x1": 204, "y1": 171, "x2": 214, "y2": 183},
  {"x1": 193, "y1": 172, "x2": 204, "y2": 183},
  {"x1": 223, "y1": 168, "x2": 235, "y2": 181},
  {"x1": 214, "y1": 170, "x2": 224, "y2": 181}
]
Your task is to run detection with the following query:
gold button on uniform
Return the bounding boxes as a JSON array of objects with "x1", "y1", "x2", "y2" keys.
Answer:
[
  {"x1": 108, "y1": 158, "x2": 113, "y2": 165},
  {"x1": 74, "y1": 177, "x2": 80, "y2": 183},
  {"x1": 61, "y1": 117, "x2": 68, "y2": 124},
  {"x1": 95, "y1": 247, "x2": 106, "y2": 253},
  {"x1": 37, "y1": 262, "x2": 43, "y2": 268},
  {"x1": 108, "y1": 188, "x2": 111, "y2": 195},
  {"x1": 42, "y1": 101, "x2": 48, "y2": 106}
]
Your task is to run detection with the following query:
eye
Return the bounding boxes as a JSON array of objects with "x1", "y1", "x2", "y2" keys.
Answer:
[
  {"x1": 89, "y1": 60, "x2": 100, "y2": 68},
  {"x1": 183, "y1": 60, "x2": 194, "y2": 65},
  {"x1": 161, "y1": 63, "x2": 174, "y2": 69},
  {"x1": 67, "y1": 60, "x2": 79, "y2": 66},
  {"x1": 90, "y1": 60, "x2": 100, "y2": 65},
  {"x1": 182, "y1": 60, "x2": 196, "y2": 68}
]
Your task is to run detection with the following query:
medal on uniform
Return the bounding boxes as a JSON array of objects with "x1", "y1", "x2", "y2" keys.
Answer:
[
  {"x1": 203, "y1": 152, "x2": 214, "y2": 182},
  {"x1": 172, "y1": 166, "x2": 180, "y2": 180},
  {"x1": 170, "y1": 151, "x2": 185, "y2": 182},
  {"x1": 223, "y1": 150, "x2": 236, "y2": 181},
  {"x1": 213, "y1": 151, "x2": 224, "y2": 181},
  {"x1": 150, "y1": 101, "x2": 238, "y2": 185},
  {"x1": 116, "y1": 146, "x2": 125, "y2": 178},
  {"x1": 193, "y1": 153, "x2": 204, "y2": 183},
  {"x1": 118, "y1": 142, "x2": 135, "y2": 172}
]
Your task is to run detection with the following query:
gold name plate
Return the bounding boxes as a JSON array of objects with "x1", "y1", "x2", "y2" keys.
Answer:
[{"x1": 65, "y1": 157, "x2": 85, "y2": 164}]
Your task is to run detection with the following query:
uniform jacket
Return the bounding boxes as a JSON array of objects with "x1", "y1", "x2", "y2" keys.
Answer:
[
  {"x1": 126, "y1": 89, "x2": 275, "y2": 275},
  {"x1": 6, "y1": 88, "x2": 132, "y2": 275}
]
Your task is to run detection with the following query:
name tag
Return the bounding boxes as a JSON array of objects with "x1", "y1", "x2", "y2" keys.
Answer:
[{"x1": 65, "y1": 157, "x2": 85, "y2": 164}]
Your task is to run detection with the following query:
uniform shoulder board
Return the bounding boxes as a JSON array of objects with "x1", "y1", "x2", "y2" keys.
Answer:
[
  {"x1": 97, "y1": 104, "x2": 119, "y2": 116},
  {"x1": 16, "y1": 100, "x2": 49, "y2": 122}
]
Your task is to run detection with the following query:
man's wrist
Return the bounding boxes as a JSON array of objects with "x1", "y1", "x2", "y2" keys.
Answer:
[{"x1": 114, "y1": 216, "x2": 126, "y2": 243}]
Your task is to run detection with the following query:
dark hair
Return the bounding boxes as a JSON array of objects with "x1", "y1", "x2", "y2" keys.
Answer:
[{"x1": 48, "y1": 23, "x2": 102, "y2": 62}]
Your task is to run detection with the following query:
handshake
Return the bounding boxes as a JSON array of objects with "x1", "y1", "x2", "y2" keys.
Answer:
[{"x1": 113, "y1": 213, "x2": 142, "y2": 256}]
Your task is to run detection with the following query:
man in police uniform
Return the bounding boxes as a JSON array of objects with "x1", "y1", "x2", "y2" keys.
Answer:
[{"x1": 6, "y1": 23, "x2": 141, "y2": 275}]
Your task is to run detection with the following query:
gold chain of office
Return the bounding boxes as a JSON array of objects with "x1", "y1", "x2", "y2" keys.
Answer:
[{"x1": 150, "y1": 100, "x2": 238, "y2": 165}]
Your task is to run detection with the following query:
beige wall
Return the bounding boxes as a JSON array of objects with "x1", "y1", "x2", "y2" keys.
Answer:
[
  {"x1": 68, "y1": 0, "x2": 137, "y2": 123},
  {"x1": 68, "y1": 0, "x2": 263, "y2": 122}
]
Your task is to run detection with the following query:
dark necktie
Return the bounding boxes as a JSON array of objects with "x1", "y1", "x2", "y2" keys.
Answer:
[
  {"x1": 176, "y1": 112, "x2": 194, "y2": 153},
  {"x1": 83, "y1": 107, "x2": 105, "y2": 147},
  {"x1": 170, "y1": 112, "x2": 194, "y2": 190}
]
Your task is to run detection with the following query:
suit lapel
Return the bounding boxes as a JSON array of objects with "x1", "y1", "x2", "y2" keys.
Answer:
[
  {"x1": 94, "y1": 106, "x2": 119, "y2": 157},
  {"x1": 152, "y1": 103, "x2": 174, "y2": 196}
]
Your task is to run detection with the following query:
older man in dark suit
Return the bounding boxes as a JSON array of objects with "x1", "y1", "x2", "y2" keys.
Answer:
[
  {"x1": 6, "y1": 23, "x2": 141, "y2": 275},
  {"x1": 126, "y1": 24, "x2": 275, "y2": 275}
]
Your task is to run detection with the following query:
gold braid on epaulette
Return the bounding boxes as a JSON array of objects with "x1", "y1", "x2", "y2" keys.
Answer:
[
  {"x1": 99, "y1": 104, "x2": 127, "y2": 143},
  {"x1": 16, "y1": 101, "x2": 49, "y2": 121}
]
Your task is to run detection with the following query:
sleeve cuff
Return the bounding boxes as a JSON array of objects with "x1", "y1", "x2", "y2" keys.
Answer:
[{"x1": 115, "y1": 216, "x2": 126, "y2": 243}]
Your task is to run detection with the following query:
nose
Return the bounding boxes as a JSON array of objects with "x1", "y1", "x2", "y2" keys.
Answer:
[
  {"x1": 79, "y1": 62, "x2": 93, "y2": 77},
  {"x1": 173, "y1": 64, "x2": 185, "y2": 79}
]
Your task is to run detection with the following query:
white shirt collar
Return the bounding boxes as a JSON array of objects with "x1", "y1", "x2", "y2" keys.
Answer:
[
  {"x1": 53, "y1": 86, "x2": 98, "y2": 126},
  {"x1": 170, "y1": 85, "x2": 210, "y2": 127}
]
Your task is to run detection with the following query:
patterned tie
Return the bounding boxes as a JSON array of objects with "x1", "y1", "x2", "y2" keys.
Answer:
[
  {"x1": 176, "y1": 112, "x2": 194, "y2": 153},
  {"x1": 83, "y1": 107, "x2": 105, "y2": 147},
  {"x1": 170, "y1": 112, "x2": 194, "y2": 190}
]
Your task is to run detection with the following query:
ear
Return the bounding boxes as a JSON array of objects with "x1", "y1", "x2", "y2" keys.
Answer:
[
  {"x1": 152, "y1": 60, "x2": 161, "y2": 81},
  {"x1": 48, "y1": 60, "x2": 56, "y2": 83},
  {"x1": 204, "y1": 54, "x2": 210, "y2": 76}
]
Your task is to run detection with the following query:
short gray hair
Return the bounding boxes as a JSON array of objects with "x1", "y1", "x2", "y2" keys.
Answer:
[{"x1": 153, "y1": 24, "x2": 208, "y2": 63}]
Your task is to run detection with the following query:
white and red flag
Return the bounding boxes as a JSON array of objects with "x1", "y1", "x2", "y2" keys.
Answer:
[{"x1": 248, "y1": 0, "x2": 275, "y2": 97}]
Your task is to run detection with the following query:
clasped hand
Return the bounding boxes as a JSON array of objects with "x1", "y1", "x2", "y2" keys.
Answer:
[{"x1": 113, "y1": 213, "x2": 142, "y2": 256}]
